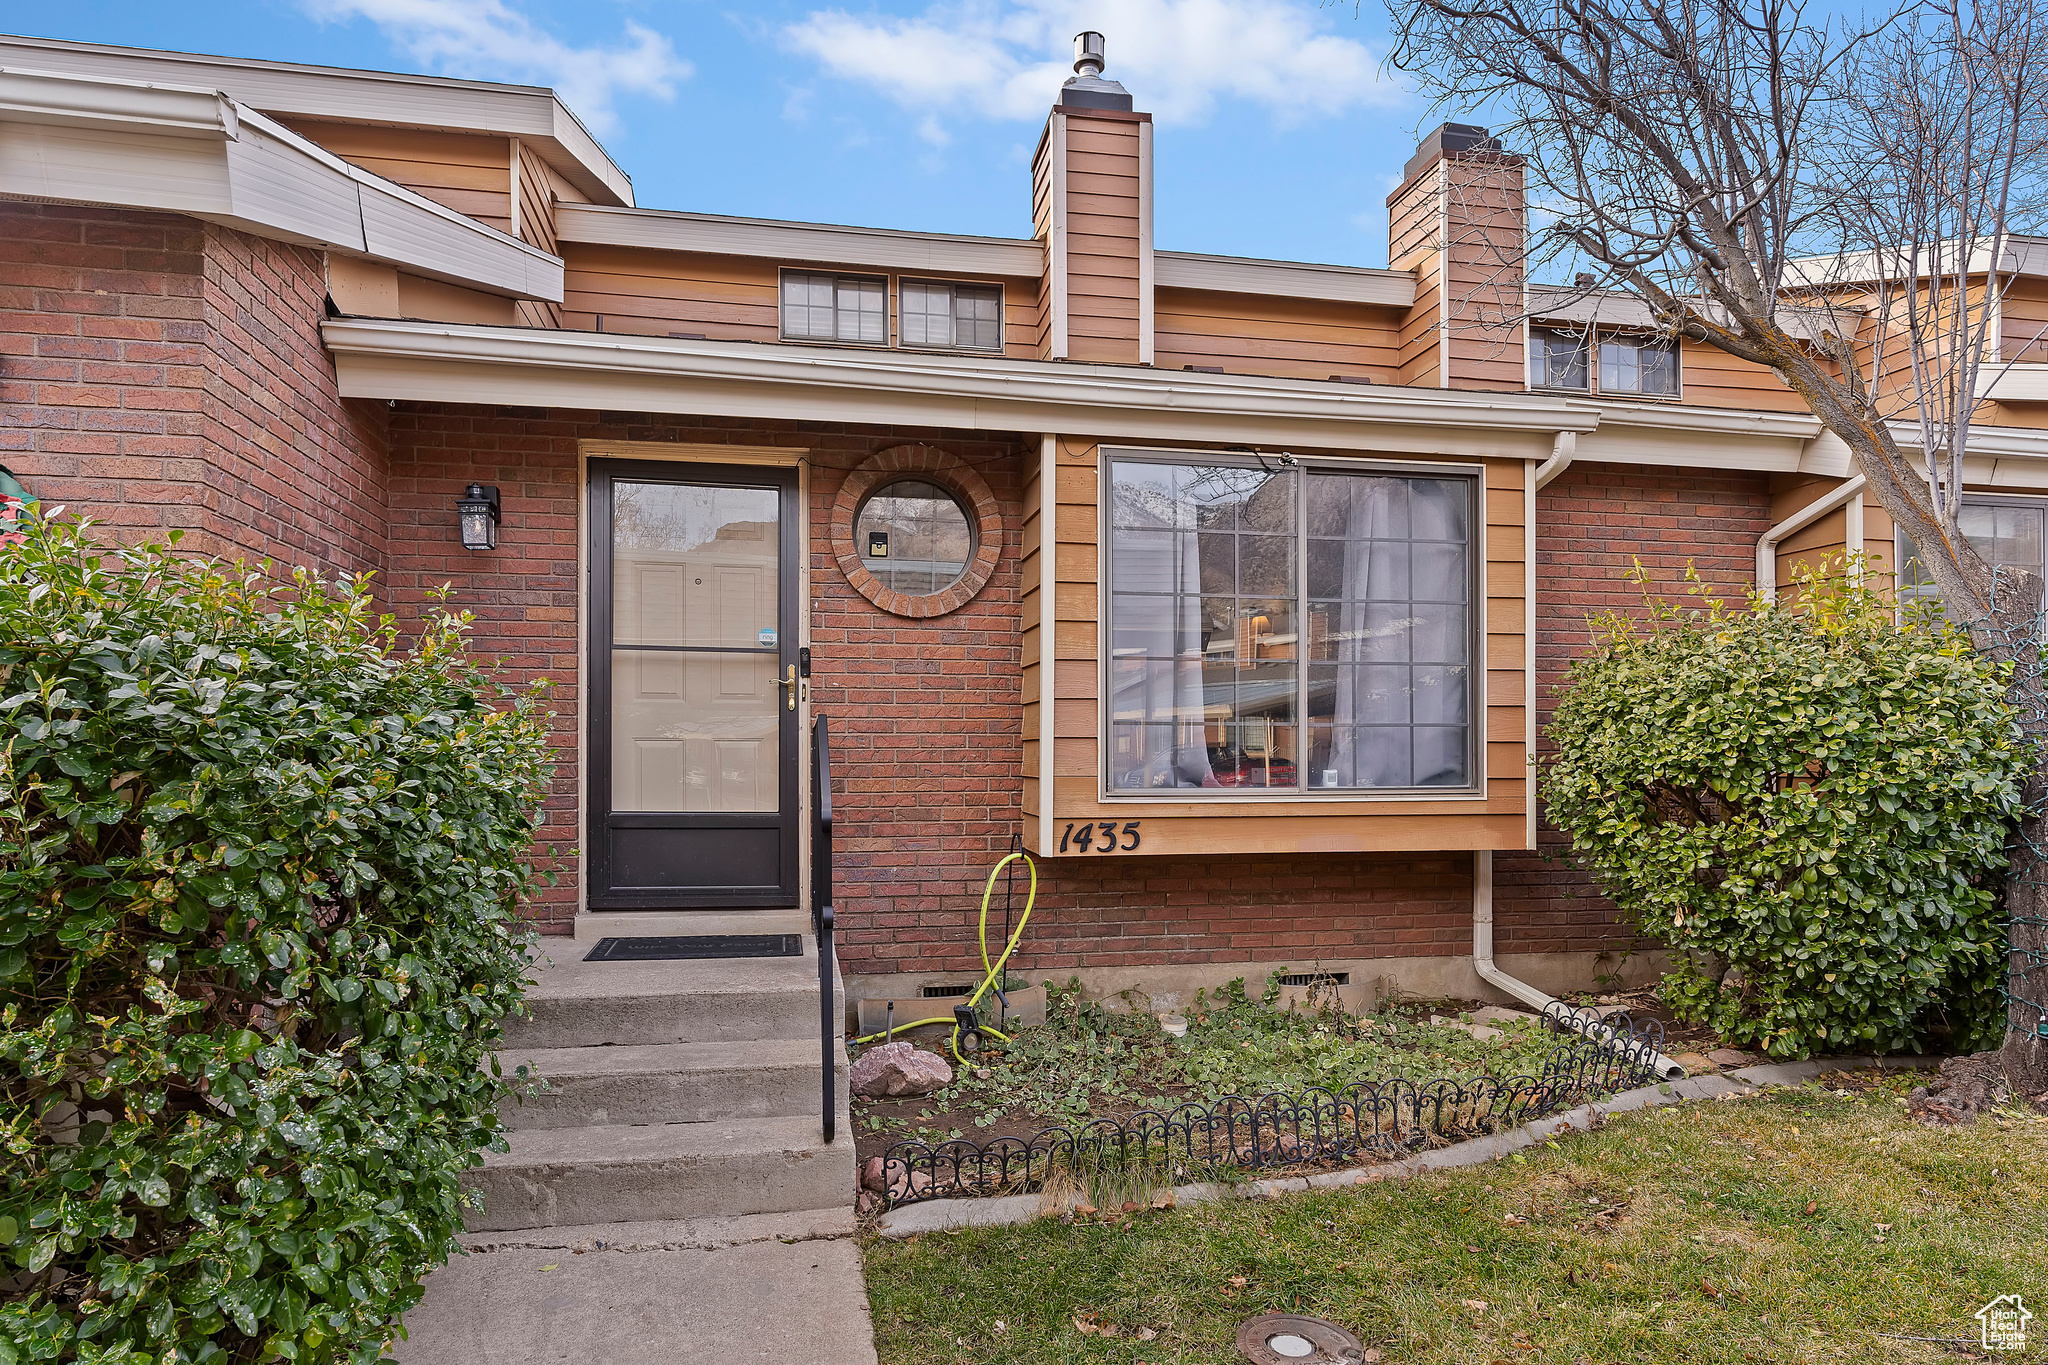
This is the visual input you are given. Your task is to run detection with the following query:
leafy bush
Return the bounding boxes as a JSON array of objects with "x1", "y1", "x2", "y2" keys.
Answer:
[
  {"x1": 0, "y1": 517, "x2": 555, "y2": 1363},
  {"x1": 1542, "y1": 562, "x2": 2026, "y2": 1058}
]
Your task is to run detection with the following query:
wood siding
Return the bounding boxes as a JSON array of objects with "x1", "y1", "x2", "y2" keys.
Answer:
[
  {"x1": 1153, "y1": 287, "x2": 1401, "y2": 381},
  {"x1": 1062, "y1": 117, "x2": 1143, "y2": 365},
  {"x1": 1387, "y1": 167, "x2": 1443, "y2": 388},
  {"x1": 1023, "y1": 439, "x2": 1530, "y2": 858},
  {"x1": 1678, "y1": 340, "x2": 1813, "y2": 411},
  {"x1": 1439, "y1": 159, "x2": 1525, "y2": 391},
  {"x1": 512, "y1": 139, "x2": 563, "y2": 329},
  {"x1": 1030, "y1": 119, "x2": 1059, "y2": 359},
  {"x1": 560, "y1": 244, "x2": 1039, "y2": 353},
  {"x1": 1770, "y1": 472, "x2": 1849, "y2": 590},
  {"x1": 279, "y1": 119, "x2": 512, "y2": 234},
  {"x1": 1021, "y1": 439, "x2": 1047, "y2": 827}
]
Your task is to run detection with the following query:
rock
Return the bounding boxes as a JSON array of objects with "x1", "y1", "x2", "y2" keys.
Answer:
[
  {"x1": 848, "y1": 1041, "x2": 953, "y2": 1098},
  {"x1": 1429, "y1": 1016, "x2": 1504, "y2": 1042},
  {"x1": 1706, "y1": 1048, "x2": 1754, "y2": 1066},
  {"x1": 1908, "y1": 1053, "x2": 2012, "y2": 1125},
  {"x1": 1673, "y1": 1052, "x2": 1715, "y2": 1075},
  {"x1": 859, "y1": 1155, "x2": 930, "y2": 1200}
]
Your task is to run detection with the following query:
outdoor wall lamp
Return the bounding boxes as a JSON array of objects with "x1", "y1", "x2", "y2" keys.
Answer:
[{"x1": 456, "y1": 483, "x2": 501, "y2": 551}]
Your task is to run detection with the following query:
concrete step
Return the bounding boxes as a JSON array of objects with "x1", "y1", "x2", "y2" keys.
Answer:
[
  {"x1": 497, "y1": 1038, "x2": 845, "y2": 1129},
  {"x1": 468, "y1": 1113, "x2": 857, "y2": 1231},
  {"x1": 395, "y1": 1210, "x2": 878, "y2": 1365},
  {"x1": 572, "y1": 909, "x2": 811, "y2": 944},
  {"x1": 510, "y1": 947, "x2": 834, "y2": 1049}
]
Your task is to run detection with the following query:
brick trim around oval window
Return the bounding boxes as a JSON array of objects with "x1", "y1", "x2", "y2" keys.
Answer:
[{"x1": 832, "y1": 445, "x2": 1004, "y2": 618}]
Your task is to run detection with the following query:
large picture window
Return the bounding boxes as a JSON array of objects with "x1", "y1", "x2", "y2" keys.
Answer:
[{"x1": 1106, "y1": 453, "x2": 1476, "y2": 794}]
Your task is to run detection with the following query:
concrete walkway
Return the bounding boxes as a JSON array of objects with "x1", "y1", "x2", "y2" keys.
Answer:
[{"x1": 390, "y1": 1209, "x2": 880, "y2": 1365}]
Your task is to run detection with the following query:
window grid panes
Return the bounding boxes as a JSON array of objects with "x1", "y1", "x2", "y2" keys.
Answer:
[
  {"x1": 1598, "y1": 338, "x2": 1678, "y2": 395},
  {"x1": 1107, "y1": 456, "x2": 1475, "y2": 794},
  {"x1": 1531, "y1": 331, "x2": 1589, "y2": 389},
  {"x1": 1899, "y1": 499, "x2": 2048, "y2": 603},
  {"x1": 900, "y1": 280, "x2": 1002, "y2": 350},
  {"x1": 780, "y1": 271, "x2": 887, "y2": 344}
]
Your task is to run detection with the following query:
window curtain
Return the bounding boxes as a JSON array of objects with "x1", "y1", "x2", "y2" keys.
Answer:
[{"x1": 1115, "y1": 489, "x2": 1218, "y2": 788}]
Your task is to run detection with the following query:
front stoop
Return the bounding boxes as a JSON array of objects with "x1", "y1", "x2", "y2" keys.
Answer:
[{"x1": 397, "y1": 912, "x2": 869, "y2": 1363}]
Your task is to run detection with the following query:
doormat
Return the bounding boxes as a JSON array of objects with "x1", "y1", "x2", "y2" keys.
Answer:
[{"x1": 583, "y1": 933, "x2": 802, "y2": 962}]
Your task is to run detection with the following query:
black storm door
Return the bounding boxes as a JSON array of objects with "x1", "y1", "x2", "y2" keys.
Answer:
[{"x1": 588, "y1": 460, "x2": 801, "y2": 908}]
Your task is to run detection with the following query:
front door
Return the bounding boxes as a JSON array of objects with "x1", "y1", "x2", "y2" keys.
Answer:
[{"x1": 588, "y1": 459, "x2": 801, "y2": 908}]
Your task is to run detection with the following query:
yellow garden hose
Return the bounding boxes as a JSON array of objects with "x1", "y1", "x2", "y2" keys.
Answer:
[{"x1": 851, "y1": 850, "x2": 1038, "y2": 1064}]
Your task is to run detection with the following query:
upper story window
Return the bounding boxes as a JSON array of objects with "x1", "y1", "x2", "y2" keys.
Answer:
[
  {"x1": 1106, "y1": 454, "x2": 1476, "y2": 795},
  {"x1": 900, "y1": 280, "x2": 1002, "y2": 351},
  {"x1": 1530, "y1": 328, "x2": 1678, "y2": 397},
  {"x1": 780, "y1": 271, "x2": 887, "y2": 344},
  {"x1": 1531, "y1": 331, "x2": 1589, "y2": 390},
  {"x1": 1600, "y1": 337, "x2": 1677, "y2": 395}
]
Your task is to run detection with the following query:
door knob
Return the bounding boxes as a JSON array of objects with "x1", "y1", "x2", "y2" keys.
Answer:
[{"x1": 780, "y1": 664, "x2": 798, "y2": 710}]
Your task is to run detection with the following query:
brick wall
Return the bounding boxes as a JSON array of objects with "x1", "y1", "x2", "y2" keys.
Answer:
[
  {"x1": 198, "y1": 225, "x2": 388, "y2": 576},
  {"x1": 1491, "y1": 461, "x2": 1774, "y2": 957},
  {"x1": 0, "y1": 202, "x2": 386, "y2": 578}
]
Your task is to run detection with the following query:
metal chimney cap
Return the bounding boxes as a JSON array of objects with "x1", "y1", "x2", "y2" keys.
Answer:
[{"x1": 1073, "y1": 31, "x2": 1107, "y2": 77}]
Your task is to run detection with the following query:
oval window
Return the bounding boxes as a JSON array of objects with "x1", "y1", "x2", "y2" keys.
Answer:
[{"x1": 854, "y1": 479, "x2": 974, "y2": 594}]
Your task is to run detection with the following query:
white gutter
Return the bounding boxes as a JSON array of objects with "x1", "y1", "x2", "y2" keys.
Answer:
[
  {"x1": 1473, "y1": 851, "x2": 1687, "y2": 1080},
  {"x1": 1535, "y1": 430, "x2": 1576, "y2": 489},
  {"x1": 321, "y1": 318, "x2": 1609, "y2": 449},
  {"x1": 1757, "y1": 474, "x2": 1866, "y2": 599}
]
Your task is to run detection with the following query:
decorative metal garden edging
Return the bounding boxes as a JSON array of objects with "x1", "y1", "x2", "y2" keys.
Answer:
[{"x1": 866, "y1": 1002, "x2": 1667, "y2": 1207}]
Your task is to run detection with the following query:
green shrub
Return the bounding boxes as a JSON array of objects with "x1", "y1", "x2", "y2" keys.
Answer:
[
  {"x1": 0, "y1": 517, "x2": 555, "y2": 1363},
  {"x1": 1541, "y1": 562, "x2": 2026, "y2": 1058}
]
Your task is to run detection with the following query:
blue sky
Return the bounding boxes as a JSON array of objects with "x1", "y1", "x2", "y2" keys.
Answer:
[{"x1": 23, "y1": 1, "x2": 1435, "y2": 267}]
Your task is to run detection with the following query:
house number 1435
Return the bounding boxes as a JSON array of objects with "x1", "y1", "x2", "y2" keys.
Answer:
[{"x1": 1059, "y1": 820, "x2": 1140, "y2": 853}]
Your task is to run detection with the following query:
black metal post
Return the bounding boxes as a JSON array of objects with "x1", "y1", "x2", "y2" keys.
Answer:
[{"x1": 812, "y1": 716, "x2": 836, "y2": 1144}]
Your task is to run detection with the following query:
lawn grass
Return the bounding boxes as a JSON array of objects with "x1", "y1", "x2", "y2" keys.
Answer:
[{"x1": 861, "y1": 1070, "x2": 2047, "y2": 1363}]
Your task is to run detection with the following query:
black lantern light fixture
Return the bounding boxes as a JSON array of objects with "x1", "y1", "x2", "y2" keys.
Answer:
[{"x1": 456, "y1": 482, "x2": 501, "y2": 551}]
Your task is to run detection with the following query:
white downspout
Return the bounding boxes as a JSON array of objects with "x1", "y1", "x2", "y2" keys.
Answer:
[
  {"x1": 1476, "y1": 434, "x2": 1687, "y2": 1080},
  {"x1": 1757, "y1": 475, "x2": 1867, "y2": 600},
  {"x1": 1471, "y1": 851, "x2": 1686, "y2": 1079},
  {"x1": 1535, "y1": 430, "x2": 1576, "y2": 490}
]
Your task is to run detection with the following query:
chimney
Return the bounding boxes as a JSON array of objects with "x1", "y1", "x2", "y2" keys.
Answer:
[
  {"x1": 1030, "y1": 32, "x2": 1153, "y2": 363},
  {"x1": 1387, "y1": 122, "x2": 1526, "y2": 389}
]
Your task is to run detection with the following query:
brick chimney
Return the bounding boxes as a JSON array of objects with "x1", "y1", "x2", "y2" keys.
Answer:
[
  {"x1": 1030, "y1": 32, "x2": 1153, "y2": 364},
  {"x1": 1387, "y1": 123, "x2": 1526, "y2": 389}
]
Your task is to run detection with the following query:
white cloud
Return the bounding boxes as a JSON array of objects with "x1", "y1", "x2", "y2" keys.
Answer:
[
  {"x1": 782, "y1": 0, "x2": 1393, "y2": 128},
  {"x1": 301, "y1": 0, "x2": 691, "y2": 135}
]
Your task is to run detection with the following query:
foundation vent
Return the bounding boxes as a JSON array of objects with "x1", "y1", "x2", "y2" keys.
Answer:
[{"x1": 1277, "y1": 971, "x2": 1350, "y2": 988}]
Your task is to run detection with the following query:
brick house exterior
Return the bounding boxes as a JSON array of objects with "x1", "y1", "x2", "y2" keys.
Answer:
[{"x1": 8, "y1": 33, "x2": 2047, "y2": 1019}]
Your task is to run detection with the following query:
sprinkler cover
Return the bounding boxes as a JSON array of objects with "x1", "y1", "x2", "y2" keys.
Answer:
[{"x1": 1235, "y1": 1314, "x2": 1366, "y2": 1365}]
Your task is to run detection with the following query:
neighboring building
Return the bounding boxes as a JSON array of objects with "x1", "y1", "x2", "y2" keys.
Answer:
[{"x1": 9, "y1": 30, "x2": 2048, "y2": 1019}]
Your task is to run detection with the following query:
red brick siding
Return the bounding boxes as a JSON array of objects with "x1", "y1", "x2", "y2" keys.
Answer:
[
  {"x1": 0, "y1": 203, "x2": 386, "y2": 578},
  {"x1": 198, "y1": 225, "x2": 388, "y2": 576},
  {"x1": 859, "y1": 851, "x2": 1476, "y2": 979},
  {"x1": 1492, "y1": 462, "x2": 1774, "y2": 956}
]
